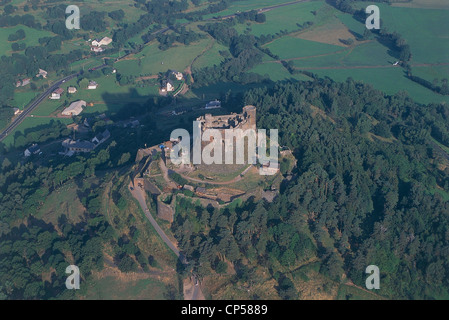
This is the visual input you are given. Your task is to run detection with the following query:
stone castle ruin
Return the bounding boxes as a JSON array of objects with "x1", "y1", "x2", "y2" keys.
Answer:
[{"x1": 196, "y1": 105, "x2": 256, "y2": 134}]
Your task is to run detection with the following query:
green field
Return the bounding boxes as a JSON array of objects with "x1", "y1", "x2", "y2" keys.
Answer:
[
  {"x1": 412, "y1": 65, "x2": 449, "y2": 83},
  {"x1": 265, "y1": 36, "x2": 344, "y2": 60},
  {"x1": 82, "y1": 276, "x2": 170, "y2": 300},
  {"x1": 250, "y1": 62, "x2": 311, "y2": 82},
  {"x1": 202, "y1": 0, "x2": 297, "y2": 20},
  {"x1": 0, "y1": 25, "x2": 54, "y2": 56},
  {"x1": 2, "y1": 117, "x2": 73, "y2": 148},
  {"x1": 369, "y1": 3, "x2": 449, "y2": 64},
  {"x1": 116, "y1": 38, "x2": 212, "y2": 77},
  {"x1": 311, "y1": 67, "x2": 449, "y2": 105},
  {"x1": 234, "y1": 1, "x2": 325, "y2": 37},
  {"x1": 192, "y1": 41, "x2": 228, "y2": 70}
]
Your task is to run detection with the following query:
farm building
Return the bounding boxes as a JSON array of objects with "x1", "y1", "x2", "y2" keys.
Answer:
[
  {"x1": 87, "y1": 81, "x2": 98, "y2": 89},
  {"x1": 68, "y1": 87, "x2": 77, "y2": 94},
  {"x1": 36, "y1": 69, "x2": 48, "y2": 79},
  {"x1": 92, "y1": 37, "x2": 112, "y2": 47},
  {"x1": 91, "y1": 46, "x2": 104, "y2": 53},
  {"x1": 50, "y1": 88, "x2": 64, "y2": 100},
  {"x1": 16, "y1": 78, "x2": 31, "y2": 87},
  {"x1": 161, "y1": 79, "x2": 174, "y2": 92},
  {"x1": 62, "y1": 139, "x2": 95, "y2": 153},
  {"x1": 62, "y1": 100, "x2": 86, "y2": 116},
  {"x1": 173, "y1": 71, "x2": 183, "y2": 80}
]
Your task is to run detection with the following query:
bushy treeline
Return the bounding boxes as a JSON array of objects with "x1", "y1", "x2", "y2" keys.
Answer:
[{"x1": 192, "y1": 22, "x2": 265, "y2": 85}]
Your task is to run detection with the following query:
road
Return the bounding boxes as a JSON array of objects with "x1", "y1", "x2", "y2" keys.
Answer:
[
  {"x1": 129, "y1": 182, "x2": 181, "y2": 258},
  {"x1": 0, "y1": 73, "x2": 79, "y2": 142},
  {"x1": 129, "y1": 181, "x2": 203, "y2": 299}
]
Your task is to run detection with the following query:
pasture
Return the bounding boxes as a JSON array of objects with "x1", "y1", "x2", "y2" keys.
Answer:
[
  {"x1": 264, "y1": 36, "x2": 344, "y2": 60},
  {"x1": 250, "y1": 62, "x2": 311, "y2": 82},
  {"x1": 234, "y1": 1, "x2": 325, "y2": 37},
  {"x1": 116, "y1": 38, "x2": 212, "y2": 77},
  {"x1": 311, "y1": 67, "x2": 449, "y2": 105},
  {"x1": 2, "y1": 117, "x2": 73, "y2": 148},
  {"x1": 0, "y1": 25, "x2": 54, "y2": 56}
]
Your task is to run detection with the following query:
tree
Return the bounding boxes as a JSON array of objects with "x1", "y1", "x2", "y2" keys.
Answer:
[{"x1": 215, "y1": 261, "x2": 228, "y2": 274}]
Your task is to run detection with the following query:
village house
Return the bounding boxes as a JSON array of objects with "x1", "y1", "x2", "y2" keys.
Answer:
[
  {"x1": 13, "y1": 108, "x2": 21, "y2": 115},
  {"x1": 91, "y1": 46, "x2": 104, "y2": 53},
  {"x1": 36, "y1": 69, "x2": 48, "y2": 79},
  {"x1": 91, "y1": 37, "x2": 112, "y2": 47},
  {"x1": 68, "y1": 87, "x2": 77, "y2": 94},
  {"x1": 87, "y1": 81, "x2": 98, "y2": 89},
  {"x1": 62, "y1": 100, "x2": 86, "y2": 116},
  {"x1": 62, "y1": 139, "x2": 95, "y2": 153},
  {"x1": 173, "y1": 71, "x2": 183, "y2": 80},
  {"x1": 92, "y1": 129, "x2": 111, "y2": 147},
  {"x1": 161, "y1": 79, "x2": 174, "y2": 93},
  {"x1": 50, "y1": 88, "x2": 64, "y2": 100},
  {"x1": 16, "y1": 78, "x2": 31, "y2": 87},
  {"x1": 24, "y1": 144, "x2": 40, "y2": 157}
]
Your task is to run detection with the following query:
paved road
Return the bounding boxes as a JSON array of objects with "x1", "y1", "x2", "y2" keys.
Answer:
[
  {"x1": 0, "y1": 73, "x2": 79, "y2": 142},
  {"x1": 129, "y1": 179, "x2": 206, "y2": 299},
  {"x1": 129, "y1": 183, "x2": 181, "y2": 257}
]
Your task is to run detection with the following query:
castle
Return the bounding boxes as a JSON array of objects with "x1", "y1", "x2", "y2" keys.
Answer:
[{"x1": 196, "y1": 105, "x2": 256, "y2": 134}]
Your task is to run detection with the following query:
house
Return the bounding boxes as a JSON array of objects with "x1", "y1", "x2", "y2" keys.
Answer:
[
  {"x1": 62, "y1": 100, "x2": 86, "y2": 116},
  {"x1": 24, "y1": 144, "x2": 40, "y2": 157},
  {"x1": 50, "y1": 88, "x2": 64, "y2": 99},
  {"x1": 91, "y1": 37, "x2": 112, "y2": 47},
  {"x1": 99, "y1": 37, "x2": 112, "y2": 46},
  {"x1": 87, "y1": 81, "x2": 98, "y2": 89},
  {"x1": 91, "y1": 129, "x2": 111, "y2": 147},
  {"x1": 36, "y1": 69, "x2": 48, "y2": 79},
  {"x1": 62, "y1": 139, "x2": 95, "y2": 153},
  {"x1": 206, "y1": 100, "x2": 221, "y2": 110},
  {"x1": 13, "y1": 108, "x2": 21, "y2": 115},
  {"x1": 91, "y1": 46, "x2": 104, "y2": 53},
  {"x1": 91, "y1": 39, "x2": 101, "y2": 46},
  {"x1": 173, "y1": 71, "x2": 183, "y2": 80},
  {"x1": 161, "y1": 79, "x2": 174, "y2": 92},
  {"x1": 183, "y1": 185, "x2": 194, "y2": 192},
  {"x1": 68, "y1": 87, "x2": 77, "y2": 94},
  {"x1": 21, "y1": 78, "x2": 30, "y2": 86},
  {"x1": 15, "y1": 81, "x2": 21, "y2": 87}
]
